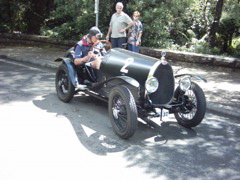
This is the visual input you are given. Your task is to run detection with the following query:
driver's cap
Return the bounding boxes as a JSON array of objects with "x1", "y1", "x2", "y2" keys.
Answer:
[{"x1": 88, "y1": 26, "x2": 103, "y2": 39}]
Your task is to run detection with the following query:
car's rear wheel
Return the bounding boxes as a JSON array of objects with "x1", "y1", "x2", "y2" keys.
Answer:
[
  {"x1": 108, "y1": 86, "x2": 138, "y2": 139},
  {"x1": 174, "y1": 82, "x2": 206, "y2": 128},
  {"x1": 55, "y1": 64, "x2": 75, "y2": 102}
]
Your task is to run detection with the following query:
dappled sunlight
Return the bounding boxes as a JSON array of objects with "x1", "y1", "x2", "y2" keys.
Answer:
[
  {"x1": 171, "y1": 62, "x2": 240, "y2": 114},
  {"x1": 122, "y1": 112, "x2": 240, "y2": 179},
  {"x1": 0, "y1": 59, "x2": 55, "y2": 104},
  {"x1": 1, "y1": 57, "x2": 239, "y2": 179},
  {"x1": 201, "y1": 81, "x2": 239, "y2": 92}
]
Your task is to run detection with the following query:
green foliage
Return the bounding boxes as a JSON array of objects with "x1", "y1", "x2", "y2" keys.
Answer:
[
  {"x1": 1, "y1": 0, "x2": 239, "y2": 58},
  {"x1": 232, "y1": 37, "x2": 240, "y2": 49},
  {"x1": 0, "y1": 0, "x2": 54, "y2": 34},
  {"x1": 0, "y1": 0, "x2": 28, "y2": 33},
  {"x1": 41, "y1": 0, "x2": 113, "y2": 40},
  {"x1": 213, "y1": 0, "x2": 240, "y2": 56},
  {"x1": 41, "y1": 0, "x2": 93, "y2": 40},
  {"x1": 127, "y1": 0, "x2": 197, "y2": 48},
  {"x1": 184, "y1": 0, "x2": 214, "y2": 39}
]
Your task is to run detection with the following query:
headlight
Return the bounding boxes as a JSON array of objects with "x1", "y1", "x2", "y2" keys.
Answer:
[
  {"x1": 145, "y1": 77, "x2": 159, "y2": 93},
  {"x1": 179, "y1": 76, "x2": 191, "y2": 91}
]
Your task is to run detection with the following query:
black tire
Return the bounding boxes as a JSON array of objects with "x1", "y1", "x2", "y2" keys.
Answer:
[
  {"x1": 55, "y1": 63, "x2": 75, "y2": 102},
  {"x1": 108, "y1": 86, "x2": 138, "y2": 139},
  {"x1": 174, "y1": 82, "x2": 206, "y2": 128}
]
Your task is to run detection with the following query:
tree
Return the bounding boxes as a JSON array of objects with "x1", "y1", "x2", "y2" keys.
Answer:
[
  {"x1": 127, "y1": 0, "x2": 194, "y2": 48},
  {"x1": 24, "y1": 0, "x2": 54, "y2": 34},
  {"x1": 0, "y1": 0, "x2": 23, "y2": 33},
  {"x1": 209, "y1": 0, "x2": 224, "y2": 48},
  {"x1": 1, "y1": 0, "x2": 239, "y2": 57},
  {"x1": 0, "y1": 0, "x2": 54, "y2": 34},
  {"x1": 217, "y1": 0, "x2": 240, "y2": 53}
]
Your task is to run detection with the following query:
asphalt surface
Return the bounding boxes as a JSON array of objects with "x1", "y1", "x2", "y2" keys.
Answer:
[
  {"x1": 0, "y1": 45, "x2": 239, "y2": 119},
  {"x1": 1, "y1": 57, "x2": 240, "y2": 179}
]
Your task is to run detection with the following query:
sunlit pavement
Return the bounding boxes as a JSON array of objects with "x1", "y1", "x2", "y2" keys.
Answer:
[
  {"x1": 1, "y1": 98, "x2": 239, "y2": 180},
  {"x1": 1, "y1": 48, "x2": 240, "y2": 179},
  {"x1": 0, "y1": 99, "x2": 146, "y2": 180}
]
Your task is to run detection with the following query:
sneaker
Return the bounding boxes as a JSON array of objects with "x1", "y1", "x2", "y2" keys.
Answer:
[
  {"x1": 83, "y1": 80, "x2": 92, "y2": 86},
  {"x1": 76, "y1": 84, "x2": 87, "y2": 90}
]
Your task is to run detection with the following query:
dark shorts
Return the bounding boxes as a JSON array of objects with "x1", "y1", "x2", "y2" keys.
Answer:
[
  {"x1": 128, "y1": 43, "x2": 140, "y2": 53},
  {"x1": 111, "y1": 37, "x2": 126, "y2": 48}
]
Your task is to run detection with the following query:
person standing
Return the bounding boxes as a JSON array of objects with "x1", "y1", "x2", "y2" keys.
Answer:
[
  {"x1": 106, "y1": 2, "x2": 133, "y2": 48},
  {"x1": 128, "y1": 11, "x2": 143, "y2": 53}
]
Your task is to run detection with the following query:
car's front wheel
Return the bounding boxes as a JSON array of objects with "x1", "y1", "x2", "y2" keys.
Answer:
[
  {"x1": 55, "y1": 63, "x2": 75, "y2": 102},
  {"x1": 174, "y1": 82, "x2": 206, "y2": 128},
  {"x1": 108, "y1": 86, "x2": 138, "y2": 139}
]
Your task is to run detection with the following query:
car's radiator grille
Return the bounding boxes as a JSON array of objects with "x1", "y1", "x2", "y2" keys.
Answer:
[{"x1": 149, "y1": 63, "x2": 174, "y2": 105}]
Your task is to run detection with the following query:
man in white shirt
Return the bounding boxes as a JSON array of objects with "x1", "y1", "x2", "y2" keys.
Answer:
[{"x1": 106, "y1": 2, "x2": 133, "y2": 48}]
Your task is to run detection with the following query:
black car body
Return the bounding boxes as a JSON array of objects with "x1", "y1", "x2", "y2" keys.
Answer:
[{"x1": 55, "y1": 45, "x2": 206, "y2": 139}]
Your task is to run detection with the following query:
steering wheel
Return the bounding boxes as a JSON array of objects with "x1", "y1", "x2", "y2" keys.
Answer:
[{"x1": 90, "y1": 40, "x2": 112, "y2": 51}]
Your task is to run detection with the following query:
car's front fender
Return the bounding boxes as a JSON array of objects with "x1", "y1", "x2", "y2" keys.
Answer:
[
  {"x1": 175, "y1": 74, "x2": 207, "y2": 83},
  {"x1": 115, "y1": 76, "x2": 140, "y2": 88},
  {"x1": 92, "y1": 75, "x2": 139, "y2": 91},
  {"x1": 55, "y1": 57, "x2": 77, "y2": 86}
]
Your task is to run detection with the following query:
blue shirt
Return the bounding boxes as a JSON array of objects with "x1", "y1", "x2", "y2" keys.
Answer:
[{"x1": 74, "y1": 35, "x2": 93, "y2": 59}]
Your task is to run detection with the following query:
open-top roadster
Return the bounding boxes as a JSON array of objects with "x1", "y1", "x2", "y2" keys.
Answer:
[{"x1": 55, "y1": 41, "x2": 206, "y2": 139}]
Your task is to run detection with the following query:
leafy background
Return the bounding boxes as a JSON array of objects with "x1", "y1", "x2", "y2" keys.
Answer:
[{"x1": 0, "y1": 0, "x2": 239, "y2": 57}]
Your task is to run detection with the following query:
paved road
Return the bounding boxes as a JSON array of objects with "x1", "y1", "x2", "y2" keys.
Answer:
[{"x1": 0, "y1": 57, "x2": 240, "y2": 179}]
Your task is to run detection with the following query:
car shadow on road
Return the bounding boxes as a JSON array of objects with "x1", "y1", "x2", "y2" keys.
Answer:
[
  {"x1": 33, "y1": 93, "x2": 240, "y2": 179},
  {"x1": 33, "y1": 92, "x2": 197, "y2": 155},
  {"x1": 33, "y1": 93, "x2": 197, "y2": 155}
]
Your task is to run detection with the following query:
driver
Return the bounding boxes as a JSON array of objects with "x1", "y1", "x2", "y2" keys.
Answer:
[
  {"x1": 74, "y1": 26, "x2": 105, "y2": 90},
  {"x1": 74, "y1": 26, "x2": 104, "y2": 69}
]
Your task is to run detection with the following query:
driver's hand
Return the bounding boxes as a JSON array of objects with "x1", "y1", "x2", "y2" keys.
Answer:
[
  {"x1": 86, "y1": 51, "x2": 96, "y2": 62},
  {"x1": 87, "y1": 51, "x2": 94, "y2": 59}
]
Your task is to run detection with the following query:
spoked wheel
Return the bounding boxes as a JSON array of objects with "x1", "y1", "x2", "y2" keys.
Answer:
[
  {"x1": 108, "y1": 86, "x2": 138, "y2": 139},
  {"x1": 55, "y1": 64, "x2": 75, "y2": 102},
  {"x1": 174, "y1": 82, "x2": 206, "y2": 128}
]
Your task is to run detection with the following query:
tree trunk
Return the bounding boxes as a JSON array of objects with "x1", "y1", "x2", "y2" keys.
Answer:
[
  {"x1": 209, "y1": 0, "x2": 224, "y2": 48},
  {"x1": 203, "y1": 0, "x2": 210, "y2": 31},
  {"x1": 7, "y1": 0, "x2": 13, "y2": 33}
]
